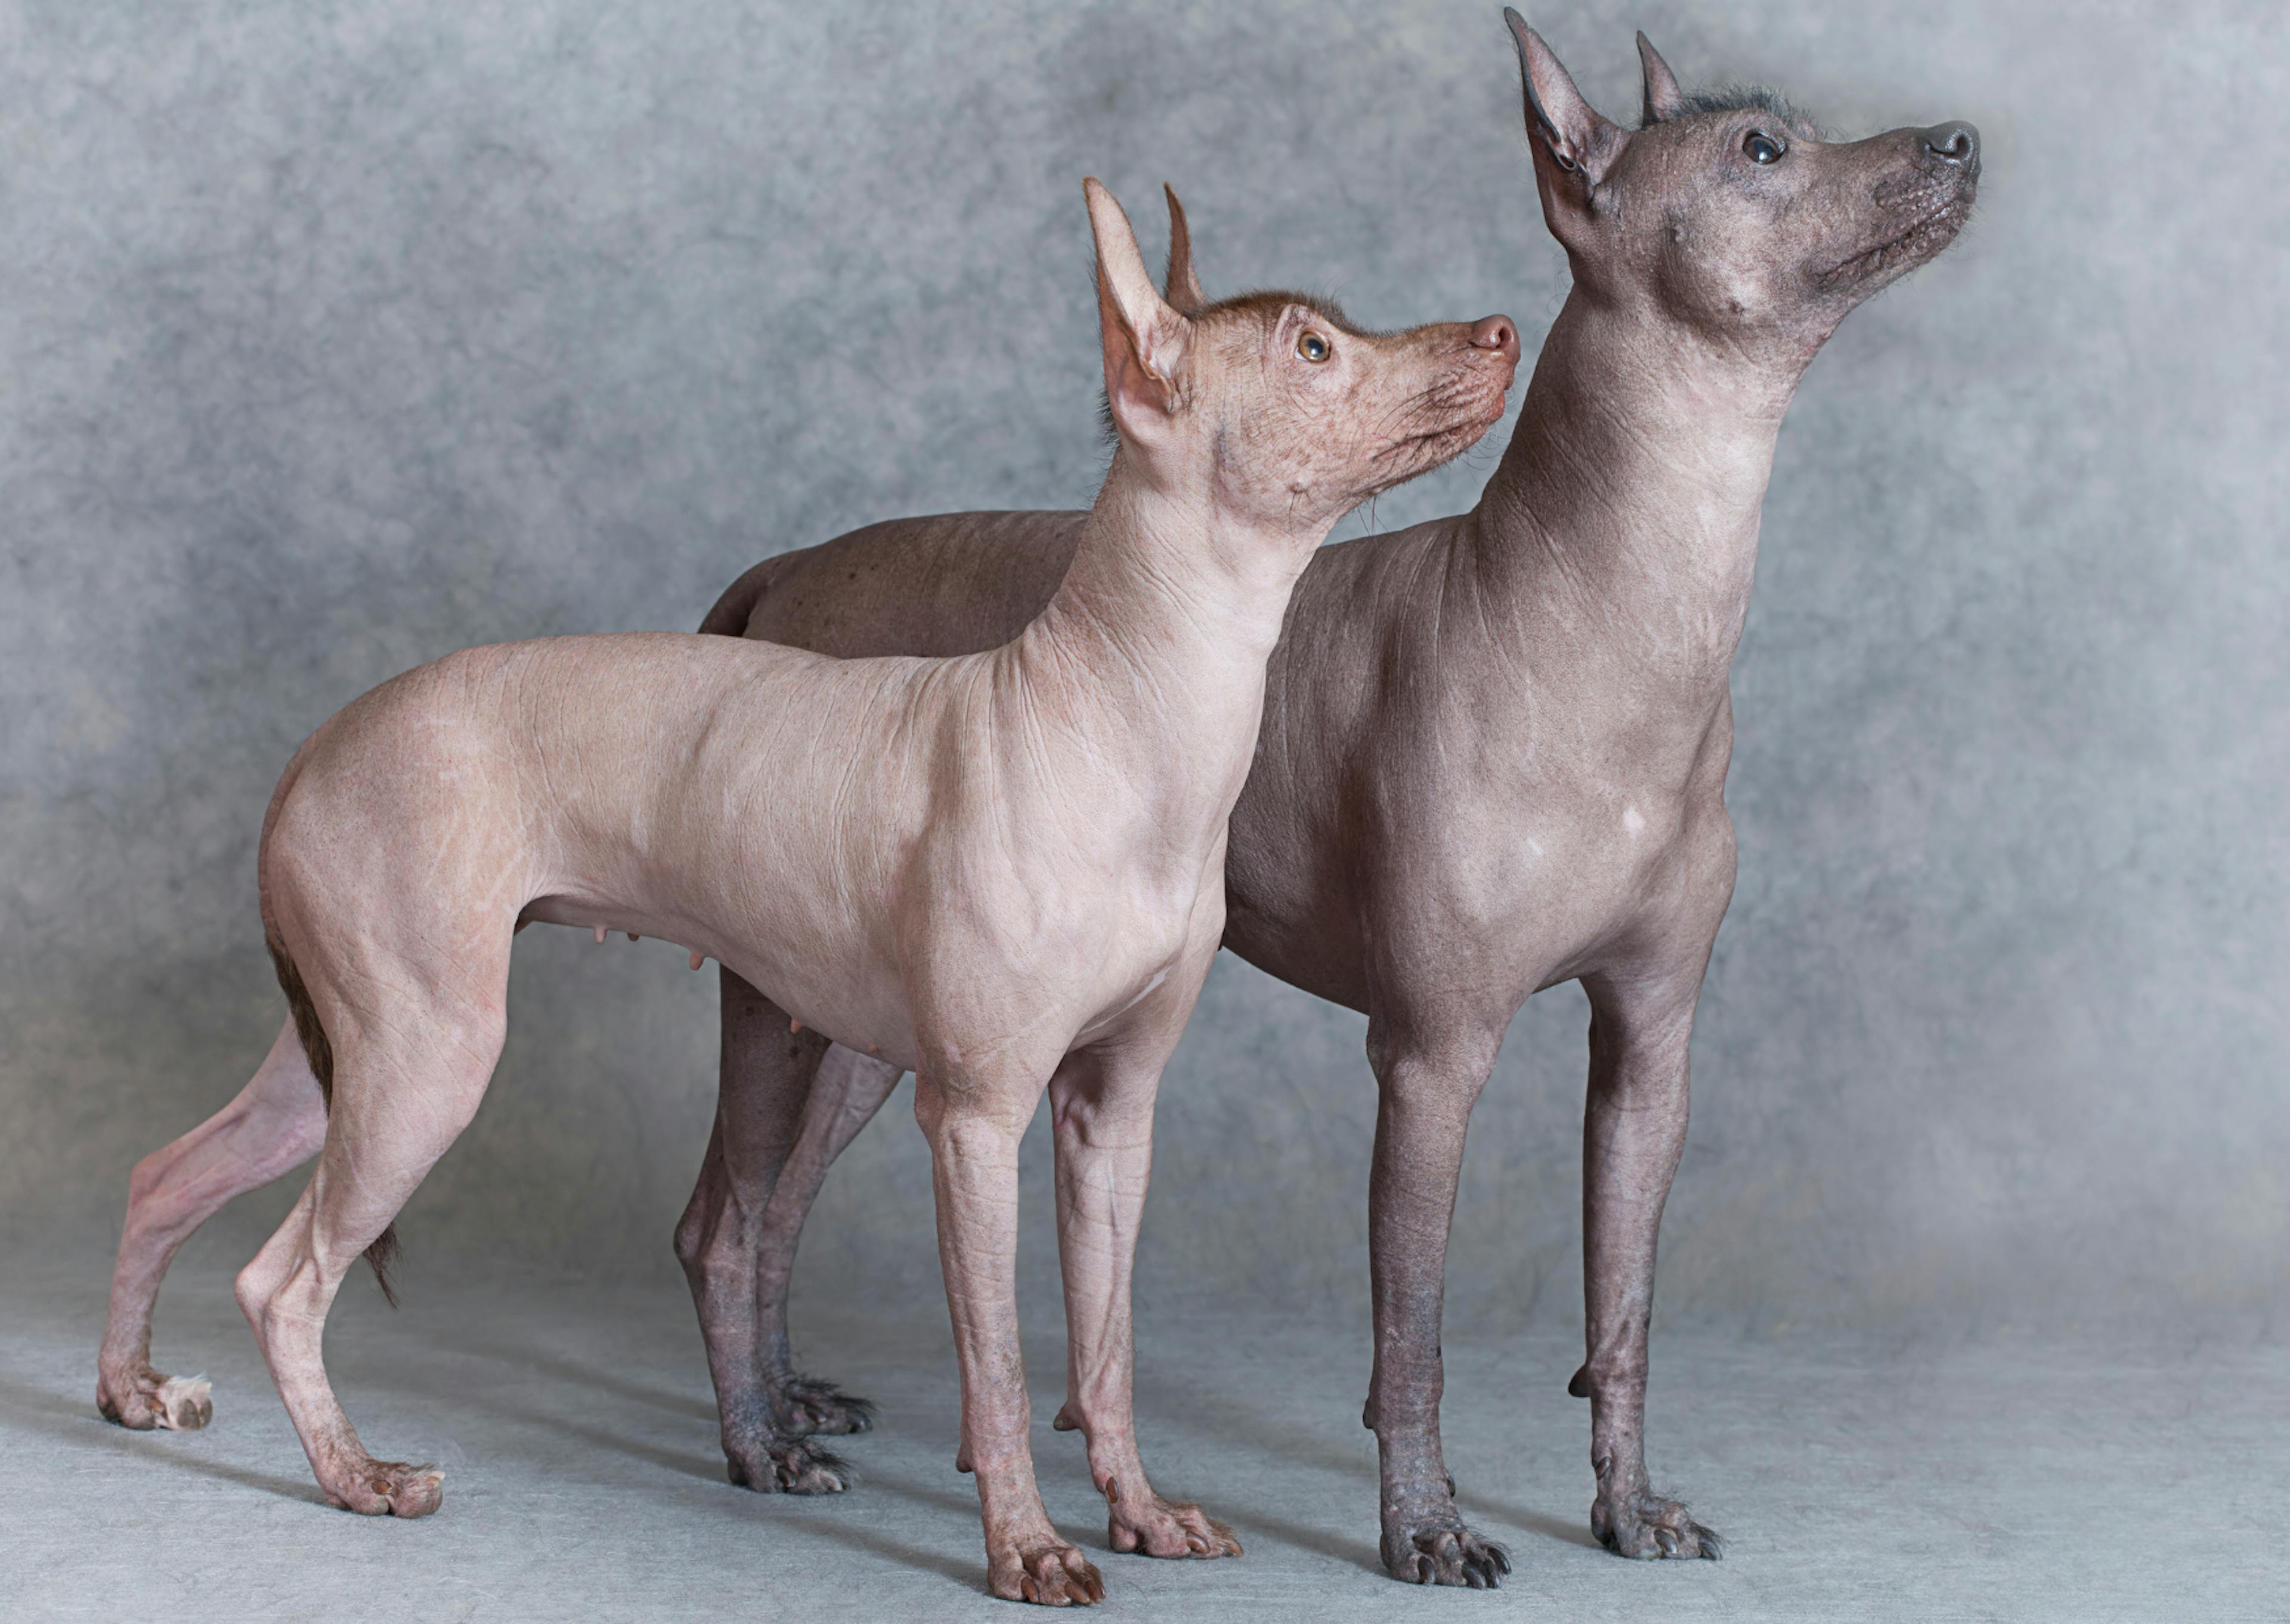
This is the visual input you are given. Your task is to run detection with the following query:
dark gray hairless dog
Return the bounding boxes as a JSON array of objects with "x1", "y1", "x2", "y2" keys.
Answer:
[{"x1": 674, "y1": 15, "x2": 1980, "y2": 1585}]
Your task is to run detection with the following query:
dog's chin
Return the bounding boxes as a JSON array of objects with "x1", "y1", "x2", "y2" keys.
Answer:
[
  {"x1": 1823, "y1": 188, "x2": 1975, "y2": 296},
  {"x1": 1369, "y1": 403, "x2": 1508, "y2": 495}
]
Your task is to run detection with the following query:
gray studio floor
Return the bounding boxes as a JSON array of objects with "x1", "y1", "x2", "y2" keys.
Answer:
[{"x1": 5, "y1": 1256, "x2": 2283, "y2": 1624}]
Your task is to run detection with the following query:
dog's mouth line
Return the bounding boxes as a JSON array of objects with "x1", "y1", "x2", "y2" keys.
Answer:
[
  {"x1": 1373, "y1": 395, "x2": 1510, "y2": 465},
  {"x1": 1827, "y1": 196, "x2": 1969, "y2": 284},
  {"x1": 1374, "y1": 424, "x2": 1481, "y2": 469},
  {"x1": 1361, "y1": 416, "x2": 1501, "y2": 493}
]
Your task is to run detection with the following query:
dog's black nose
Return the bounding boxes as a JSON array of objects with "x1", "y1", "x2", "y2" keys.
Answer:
[{"x1": 1921, "y1": 120, "x2": 1980, "y2": 172}]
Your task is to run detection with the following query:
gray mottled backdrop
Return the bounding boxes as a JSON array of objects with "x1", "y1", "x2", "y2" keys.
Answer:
[{"x1": 3, "y1": 0, "x2": 2283, "y2": 1339}]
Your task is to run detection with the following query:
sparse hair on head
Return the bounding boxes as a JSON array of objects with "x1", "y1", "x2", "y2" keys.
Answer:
[
  {"x1": 1655, "y1": 84, "x2": 1819, "y2": 138},
  {"x1": 1195, "y1": 288, "x2": 1361, "y2": 333}
]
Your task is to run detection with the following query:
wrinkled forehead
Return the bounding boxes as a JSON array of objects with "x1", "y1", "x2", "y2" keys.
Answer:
[{"x1": 1195, "y1": 288, "x2": 1365, "y2": 342}]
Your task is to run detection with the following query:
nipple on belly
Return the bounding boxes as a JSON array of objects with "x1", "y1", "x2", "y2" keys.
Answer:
[{"x1": 689, "y1": 950, "x2": 706, "y2": 971}]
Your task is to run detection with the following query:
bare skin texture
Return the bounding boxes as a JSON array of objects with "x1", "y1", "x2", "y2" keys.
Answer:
[
  {"x1": 101, "y1": 21, "x2": 1982, "y2": 1595},
  {"x1": 669, "y1": 20, "x2": 1982, "y2": 1586},
  {"x1": 98, "y1": 182, "x2": 1517, "y2": 1605}
]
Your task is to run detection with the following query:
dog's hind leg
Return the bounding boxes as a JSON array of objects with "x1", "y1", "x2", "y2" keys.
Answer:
[
  {"x1": 97, "y1": 1018, "x2": 327, "y2": 1431},
  {"x1": 235, "y1": 984, "x2": 505, "y2": 1516}
]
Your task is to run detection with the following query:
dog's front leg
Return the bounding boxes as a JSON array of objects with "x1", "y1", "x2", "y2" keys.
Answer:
[
  {"x1": 748, "y1": 1040, "x2": 904, "y2": 1435},
  {"x1": 916, "y1": 1063, "x2": 1105, "y2": 1606},
  {"x1": 1574, "y1": 962, "x2": 1722, "y2": 1561},
  {"x1": 674, "y1": 971, "x2": 854, "y2": 1492},
  {"x1": 1046, "y1": 1047, "x2": 1241, "y2": 1563},
  {"x1": 1361, "y1": 1015, "x2": 1514, "y2": 1588}
]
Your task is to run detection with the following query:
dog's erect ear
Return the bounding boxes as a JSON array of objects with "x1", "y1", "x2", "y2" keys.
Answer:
[
  {"x1": 1162, "y1": 185, "x2": 1207, "y2": 315},
  {"x1": 1086, "y1": 178, "x2": 1192, "y2": 440},
  {"x1": 1637, "y1": 31, "x2": 1687, "y2": 126},
  {"x1": 1503, "y1": 10, "x2": 1627, "y2": 194}
]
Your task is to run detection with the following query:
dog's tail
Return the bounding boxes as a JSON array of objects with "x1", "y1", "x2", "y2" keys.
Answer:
[{"x1": 258, "y1": 732, "x2": 401, "y2": 1308}]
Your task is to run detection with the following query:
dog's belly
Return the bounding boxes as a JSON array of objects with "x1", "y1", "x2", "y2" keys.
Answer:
[
  {"x1": 520, "y1": 892, "x2": 922, "y2": 1070},
  {"x1": 725, "y1": 935, "x2": 920, "y2": 1069}
]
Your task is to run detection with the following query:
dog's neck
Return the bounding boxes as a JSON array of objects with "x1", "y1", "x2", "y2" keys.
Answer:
[
  {"x1": 1471, "y1": 293, "x2": 1811, "y2": 689},
  {"x1": 1007, "y1": 443, "x2": 1322, "y2": 816}
]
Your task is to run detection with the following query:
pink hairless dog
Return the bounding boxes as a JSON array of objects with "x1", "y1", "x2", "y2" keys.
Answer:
[{"x1": 100, "y1": 179, "x2": 1518, "y2": 1604}]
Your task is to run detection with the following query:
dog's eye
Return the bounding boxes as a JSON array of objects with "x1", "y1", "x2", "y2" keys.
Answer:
[
  {"x1": 1743, "y1": 131, "x2": 1785, "y2": 165},
  {"x1": 1296, "y1": 331, "x2": 1331, "y2": 363}
]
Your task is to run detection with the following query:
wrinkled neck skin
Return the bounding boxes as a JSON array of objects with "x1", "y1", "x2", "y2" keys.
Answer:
[
  {"x1": 1008, "y1": 443, "x2": 1326, "y2": 839},
  {"x1": 1472, "y1": 287, "x2": 1813, "y2": 692}
]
